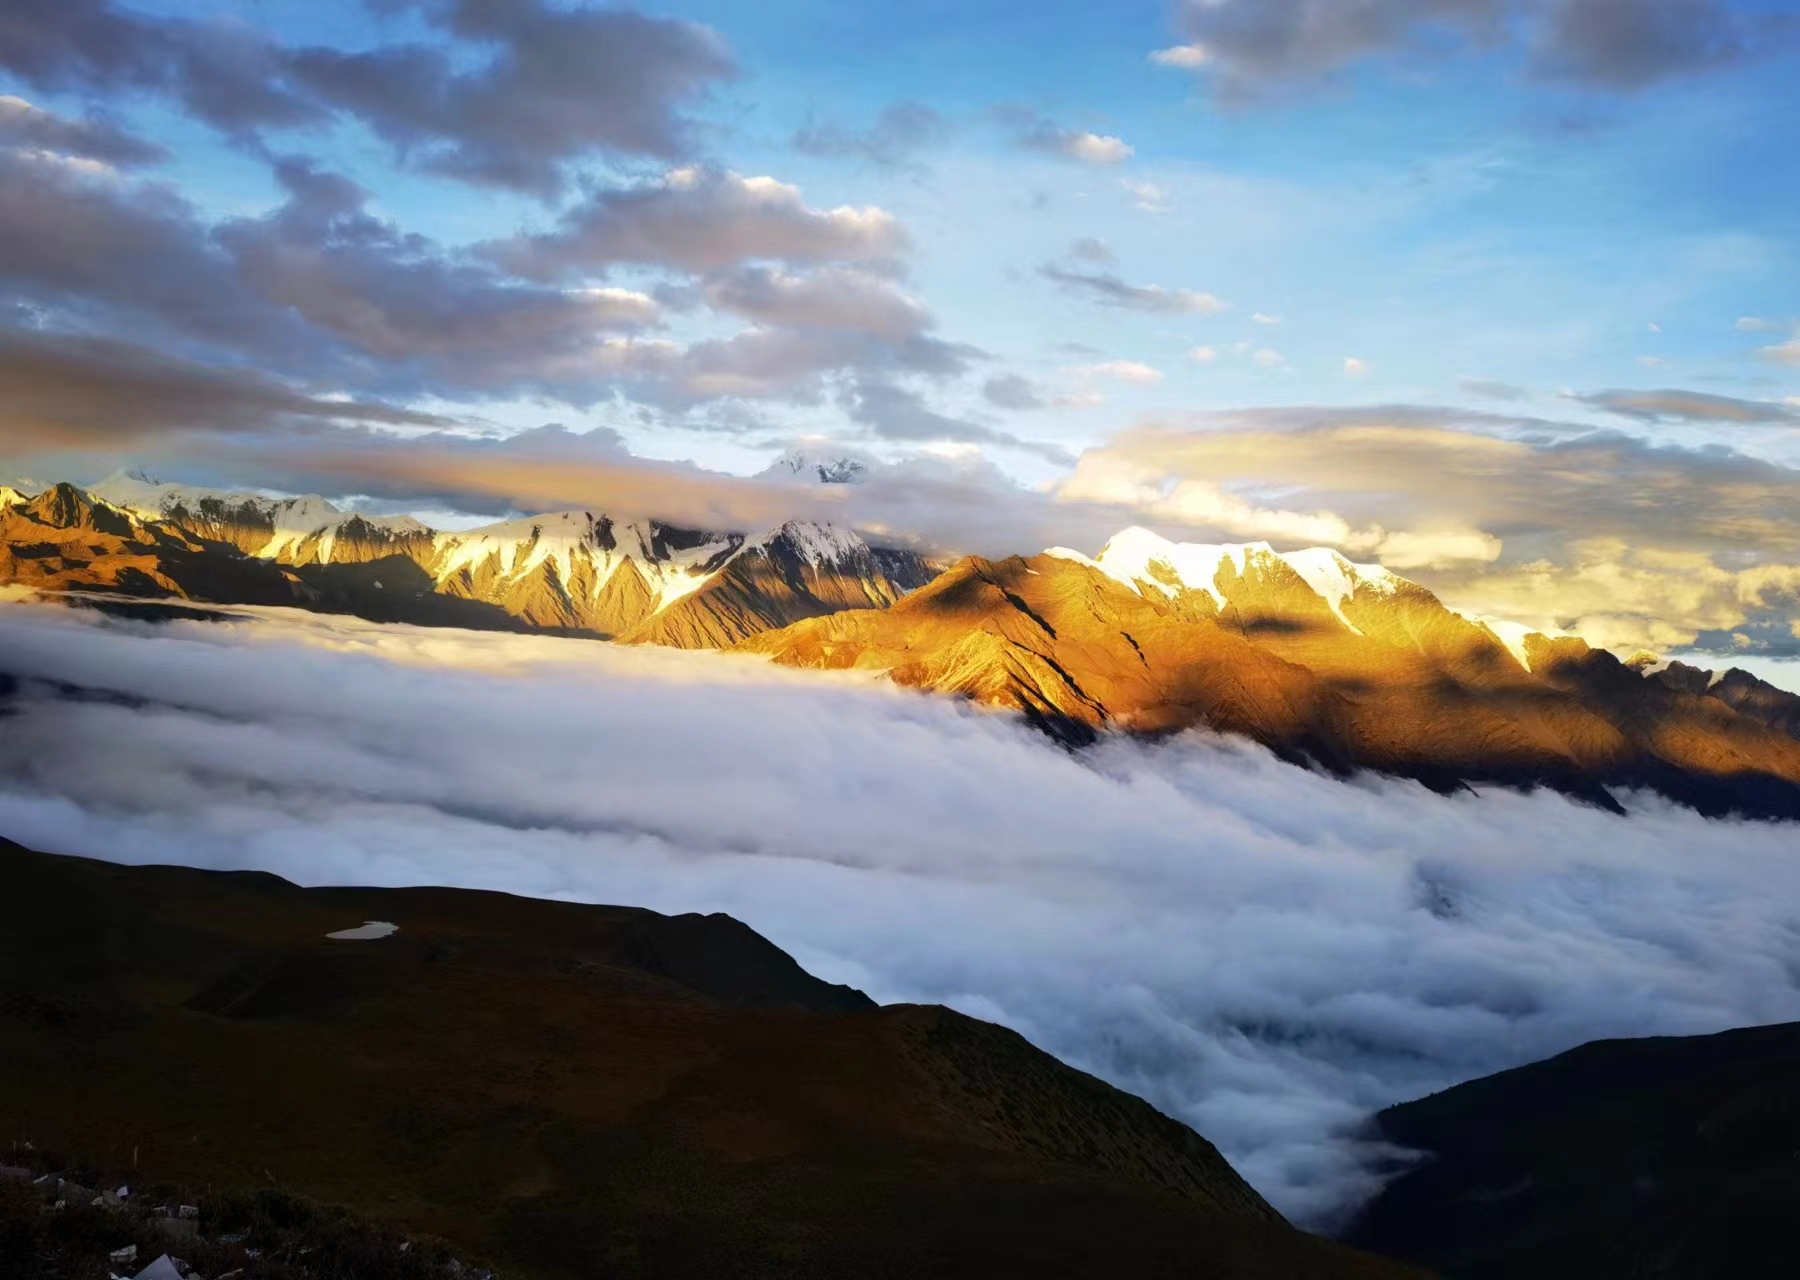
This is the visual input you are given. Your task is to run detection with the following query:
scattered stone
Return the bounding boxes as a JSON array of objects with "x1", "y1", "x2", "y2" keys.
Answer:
[
  {"x1": 131, "y1": 1255, "x2": 184, "y2": 1280},
  {"x1": 109, "y1": 1243, "x2": 138, "y2": 1265}
]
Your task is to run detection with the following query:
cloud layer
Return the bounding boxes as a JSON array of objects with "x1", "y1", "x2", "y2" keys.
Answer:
[
  {"x1": 2, "y1": 601, "x2": 1798, "y2": 1227},
  {"x1": 1165, "y1": 0, "x2": 1778, "y2": 98}
]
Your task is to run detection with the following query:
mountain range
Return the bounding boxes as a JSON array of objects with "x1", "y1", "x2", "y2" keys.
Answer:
[
  {"x1": 5, "y1": 476, "x2": 1800, "y2": 818},
  {"x1": 81, "y1": 471, "x2": 938, "y2": 646},
  {"x1": 0, "y1": 838, "x2": 1421, "y2": 1280}
]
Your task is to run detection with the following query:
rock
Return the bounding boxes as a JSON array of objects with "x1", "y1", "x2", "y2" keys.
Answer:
[{"x1": 131, "y1": 1256, "x2": 184, "y2": 1280}]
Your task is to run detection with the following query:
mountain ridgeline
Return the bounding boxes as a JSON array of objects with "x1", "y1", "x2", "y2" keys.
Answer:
[
  {"x1": 4, "y1": 478, "x2": 1800, "y2": 818},
  {"x1": 12, "y1": 472, "x2": 940, "y2": 644}
]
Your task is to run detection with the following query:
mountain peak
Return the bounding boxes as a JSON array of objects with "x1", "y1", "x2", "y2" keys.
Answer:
[{"x1": 23, "y1": 482, "x2": 134, "y2": 536}]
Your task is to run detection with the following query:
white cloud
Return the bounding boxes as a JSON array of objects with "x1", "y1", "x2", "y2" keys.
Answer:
[
  {"x1": 1253, "y1": 347, "x2": 1287, "y2": 368},
  {"x1": 1073, "y1": 359, "x2": 1165, "y2": 385},
  {"x1": 1188, "y1": 345, "x2": 1220, "y2": 364},
  {"x1": 1343, "y1": 356, "x2": 1368, "y2": 377},
  {"x1": 1760, "y1": 333, "x2": 1800, "y2": 366},
  {"x1": 1064, "y1": 131, "x2": 1134, "y2": 164},
  {"x1": 1637, "y1": 354, "x2": 1667, "y2": 367},
  {"x1": 2, "y1": 600, "x2": 1800, "y2": 1232},
  {"x1": 1734, "y1": 316, "x2": 1774, "y2": 332},
  {"x1": 1121, "y1": 179, "x2": 1170, "y2": 213},
  {"x1": 1647, "y1": 321, "x2": 1662, "y2": 333},
  {"x1": 1149, "y1": 43, "x2": 1212, "y2": 68},
  {"x1": 1252, "y1": 312, "x2": 1282, "y2": 326}
]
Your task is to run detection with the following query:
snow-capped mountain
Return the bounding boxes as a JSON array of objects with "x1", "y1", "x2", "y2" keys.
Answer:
[
  {"x1": 743, "y1": 529, "x2": 1800, "y2": 820},
  {"x1": 83, "y1": 472, "x2": 937, "y2": 642}
]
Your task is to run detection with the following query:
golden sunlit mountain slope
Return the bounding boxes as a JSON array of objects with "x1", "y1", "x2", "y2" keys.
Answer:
[
  {"x1": 739, "y1": 536, "x2": 1800, "y2": 818},
  {"x1": 0, "y1": 840, "x2": 1423, "y2": 1280}
]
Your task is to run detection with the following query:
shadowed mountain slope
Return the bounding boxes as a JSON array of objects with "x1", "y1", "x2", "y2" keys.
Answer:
[
  {"x1": 1347, "y1": 1020, "x2": 1800, "y2": 1279},
  {"x1": 0, "y1": 840, "x2": 1422, "y2": 1280},
  {"x1": 739, "y1": 543, "x2": 1800, "y2": 817}
]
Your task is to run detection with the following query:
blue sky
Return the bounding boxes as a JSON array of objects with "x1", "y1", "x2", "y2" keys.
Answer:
[
  {"x1": 27, "y1": 0, "x2": 1796, "y2": 478},
  {"x1": 2, "y1": 0, "x2": 1799, "y2": 652}
]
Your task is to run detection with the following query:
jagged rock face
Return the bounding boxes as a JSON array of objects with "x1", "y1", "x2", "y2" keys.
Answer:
[
  {"x1": 0, "y1": 840, "x2": 1422, "y2": 1280},
  {"x1": 741, "y1": 537, "x2": 1800, "y2": 818},
  {"x1": 620, "y1": 522, "x2": 928, "y2": 647},
  {"x1": 86, "y1": 473, "x2": 936, "y2": 642},
  {"x1": 1347, "y1": 1020, "x2": 1800, "y2": 1280}
]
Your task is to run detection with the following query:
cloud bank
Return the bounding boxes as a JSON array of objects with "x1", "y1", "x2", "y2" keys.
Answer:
[{"x1": 1, "y1": 601, "x2": 1798, "y2": 1227}]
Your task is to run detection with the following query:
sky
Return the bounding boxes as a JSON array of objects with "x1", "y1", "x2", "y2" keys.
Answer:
[
  {"x1": 2, "y1": 0, "x2": 1800, "y2": 652},
  {"x1": 4, "y1": 598, "x2": 1800, "y2": 1224}
]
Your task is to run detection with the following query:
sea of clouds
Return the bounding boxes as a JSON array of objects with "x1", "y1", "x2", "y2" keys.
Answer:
[{"x1": 2, "y1": 598, "x2": 1799, "y2": 1226}]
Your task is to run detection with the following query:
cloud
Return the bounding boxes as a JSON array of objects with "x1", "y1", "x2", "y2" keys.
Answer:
[
  {"x1": 1343, "y1": 357, "x2": 1369, "y2": 377},
  {"x1": 1188, "y1": 345, "x2": 1220, "y2": 364},
  {"x1": 1533, "y1": 0, "x2": 1766, "y2": 88},
  {"x1": 1000, "y1": 110, "x2": 1134, "y2": 164},
  {"x1": 1040, "y1": 263, "x2": 1229, "y2": 315},
  {"x1": 484, "y1": 168, "x2": 907, "y2": 280},
  {"x1": 839, "y1": 379, "x2": 1075, "y2": 465},
  {"x1": 982, "y1": 373, "x2": 1046, "y2": 411},
  {"x1": 214, "y1": 158, "x2": 665, "y2": 397},
  {"x1": 0, "y1": 146, "x2": 680, "y2": 401},
  {"x1": 2, "y1": 602, "x2": 1799, "y2": 1228},
  {"x1": 0, "y1": 0, "x2": 319, "y2": 134},
  {"x1": 292, "y1": 0, "x2": 735, "y2": 196},
  {"x1": 1253, "y1": 347, "x2": 1288, "y2": 368},
  {"x1": 0, "y1": 143, "x2": 965, "y2": 410},
  {"x1": 1459, "y1": 377, "x2": 1529, "y2": 400},
  {"x1": 1120, "y1": 179, "x2": 1171, "y2": 213},
  {"x1": 1165, "y1": 0, "x2": 1776, "y2": 98},
  {"x1": 1058, "y1": 413, "x2": 1800, "y2": 648},
  {"x1": 0, "y1": 145, "x2": 314, "y2": 359},
  {"x1": 1068, "y1": 236, "x2": 1115, "y2": 264},
  {"x1": 1252, "y1": 312, "x2": 1282, "y2": 326},
  {"x1": 0, "y1": 325, "x2": 449, "y2": 451},
  {"x1": 0, "y1": 0, "x2": 735, "y2": 197},
  {"x1": 1149, "y1": 43, "x2": 1213, "y2": 68},
  {"x1": 791, "y1": 102, "x2": 950, "y2": 167},
  {"x1": 699, "y1": 265, "x2": 930, "y2": 339},
  {"x1": 1573, "y1": 387, "x2": 1800, "y2": 424},
  {"x1": 1760, "y1": 332, "x2": 1800, "y2": 366},
  {"x1": 1071, "y1": 360, "x2": 1165, "y2": 386},
  {"x1": 1735, "y1": 316, "x2": 1776, "y2": 332},
  {"x1": 0, "y1": 95, "x2": 166, "y2": 166}
]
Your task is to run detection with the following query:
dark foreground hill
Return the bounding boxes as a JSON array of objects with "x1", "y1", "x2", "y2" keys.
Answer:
[
  {"x1": 0, "y1": 840, "x2": 1421, "y2": 1280},
  {"x1": 1347, "y1": 1020, "x2": 1800, "y2": 1279}
]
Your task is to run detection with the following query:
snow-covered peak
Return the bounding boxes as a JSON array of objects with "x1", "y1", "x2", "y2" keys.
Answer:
[
  {"x1": 0, "y1": 485, "x2": 32, "y2": 509},
  {"x1": 430, "y1": 511, "x2": 744, "y2": 613},
  {"x1": 1085, "y1": 527, "x2": 1267, "y2": 609},
  {"x1": 1055, "y1": 528, "x2": 1415, "y2": 632},
  {"x1": 88, "y1": 472, "x2": 432, "y2": 562},
  {"x1": 757, "y1": 520, "x2": 869, "y2": 567}
]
